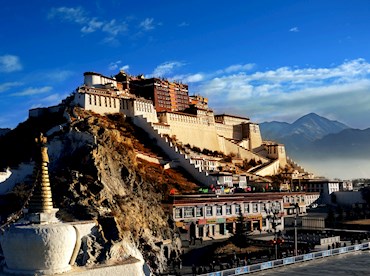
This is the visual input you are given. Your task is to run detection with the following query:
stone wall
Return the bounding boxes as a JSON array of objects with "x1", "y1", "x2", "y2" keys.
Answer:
[
  {"x1": 74, "y1": 93, "x2": 120, "y2": 115},
  {"x1": 215, "y1": 123, "x2": 243, "y2": 140},
  {"x1": 217, "y1": 136, "x2": 268, "y2": 163},
  {"x1": 244, "y1": 123, "x2": 263, "y2": 150},
  {"x1": 74, "y1": 93, "x2": 158, "y2": 124},
  {"x1": 158, "y1": 112, "x2": 220, "y2": 151},
  {"x1": 133, "y1": 116, "x2": 213, "y2": 186},
  {"x1": 253, "y1": 160, "x2": 280, "y2": 176}
]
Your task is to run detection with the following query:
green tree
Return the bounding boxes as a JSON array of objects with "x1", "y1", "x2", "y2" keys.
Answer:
[
  {"x1": 231, "y1": 212, "x2": 251, "y2": 247},
  {"x1": 326, "y1": 207, "x2": 335, "y2": 227}
]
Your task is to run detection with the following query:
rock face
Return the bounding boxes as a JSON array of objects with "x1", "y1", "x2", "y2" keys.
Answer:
[{"x1": 0, "y1": 108, "x2": 183, "y2": 274}]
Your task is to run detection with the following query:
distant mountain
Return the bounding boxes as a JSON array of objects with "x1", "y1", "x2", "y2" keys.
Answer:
[
  {"x1": 0, "y1": 128, "x2": 11, "y2": 137},
  {"x1": 259, "y1": 113, "x2": 370, "y2": 161},
  {"x1": 312, "y1": 128, "x2": 370, "y2": 158},
  {"x1": 261, "y1": 113, "x2": 350, "y2": 142}
]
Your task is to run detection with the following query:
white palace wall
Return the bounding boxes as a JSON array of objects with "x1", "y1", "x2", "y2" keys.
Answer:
[
  {"x1": 215, "y1": 123, "x2": 243, "y2": 140},
  {"x1": 74, "y1": 92, "x2": 120, "y2": 114},
  {"x1": 84, "y1": 73, "x2": 117, "y2": 88},
  {"x1": 74, "y1": 92, "x2": 158, "y2": 123},
  {"x1": 245, "y1": 123, "x2": 263, "y2": 149},
  {"x1": 158, "y1": 112, "x2": 221, "y2": 151}
]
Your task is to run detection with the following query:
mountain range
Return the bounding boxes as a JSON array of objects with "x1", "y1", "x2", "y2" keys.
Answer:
[{"x1": 260, "y1": 113, "x2": 370, "y2": 160}]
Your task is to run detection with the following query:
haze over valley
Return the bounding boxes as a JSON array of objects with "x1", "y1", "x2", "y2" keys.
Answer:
[{"x1": 260, "y1": 113, "x2": 370, "y2": 179}]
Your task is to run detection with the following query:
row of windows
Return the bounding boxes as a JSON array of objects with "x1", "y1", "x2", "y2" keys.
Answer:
[
  {"x1": 174, "y1": 202, "x2": 281, "y2": 219},
  {"x1": 135, "y1": 101, "x2": 153, "y2": 113},
  {"x1": 283, "y1": 196, "x2": 305, "y2": 203},
  {"x1": 89, "y1": 95, "x2": 117, "y2": 109},
  {"x1": 158, "y1": 96, "x2": 171, "y2": 101},
  {"x1": 175, "y1": 95, "x2": 189, "y2": 100}
]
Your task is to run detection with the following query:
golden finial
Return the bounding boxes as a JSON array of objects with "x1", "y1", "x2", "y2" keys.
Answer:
[{"x1": 28, "y1": 133, "x2": 54, "y2": 214}]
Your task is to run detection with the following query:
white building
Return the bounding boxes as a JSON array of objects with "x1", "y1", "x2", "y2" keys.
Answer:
[{"x1": 163, "y1": 194, "x2": 284, "y2": 239}]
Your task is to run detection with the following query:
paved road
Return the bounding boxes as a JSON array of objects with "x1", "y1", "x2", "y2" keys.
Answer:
[{"x1": 253, "y1": 250, "x2": 370, "y2": 276}]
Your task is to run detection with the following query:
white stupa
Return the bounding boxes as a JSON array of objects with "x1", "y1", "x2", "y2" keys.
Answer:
[{"x1": 0, "y1": 134, "x2": 78, "y2": 275}]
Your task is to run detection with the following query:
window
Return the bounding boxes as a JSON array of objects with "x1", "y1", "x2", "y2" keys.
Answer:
[
  {"x1": 89, "y1": 95, "x2": 92, "y2": 105},
  {"x1": 175, "y1": 208, "x2": 182, "y2": 219},
  {"x1": 196, "y1": 207, "x2": 203, "y2": 217},
  {"x1": 216, "y1": 206, "x2": 222, "y2": 216},
  {"x1": 244, "y1": 203, "x2": 250, "y2": 213},
  {"x1": 235, "y1": 204, "x2": 241, "y2": 214},
  {"x1": 184, "y1": 207, "x2": 194, "y2": 218},
  {"x1": 262, "y1": 219, "x2": 267, "y2": 227},
  {"x1": 253, "y1": 203, "x2": 258, "y2": 213},
  {"x1": 206, "y1": 206, "x2": 213, "y2": 217},
  {"x1": 226, "y1": 205, "x2": 231, "y2": 215}
]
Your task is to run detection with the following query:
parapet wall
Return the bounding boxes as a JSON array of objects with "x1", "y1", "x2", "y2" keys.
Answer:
[
  {"x1": 158, "y1": 112, "x2": 220, "y2": 151},
  {"x1": 215, "y1": 123, "x2": 243, "y2": 140},
  {"x1": 218, "y1": 136, "x2": 268, "y2": 163},
  {"x1": 253, "y1": 160, "x2": 280, "y2": 176}
]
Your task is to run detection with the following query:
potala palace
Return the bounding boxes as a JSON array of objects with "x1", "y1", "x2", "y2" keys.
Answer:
[{"x1": 31, "y1": 70, "x2": 312, "y2": 187}]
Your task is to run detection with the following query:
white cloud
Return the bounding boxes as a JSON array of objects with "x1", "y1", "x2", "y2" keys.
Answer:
[
  {"x1": 29, "y1": 93, "x2": 69, "y2": 110},
  {"x1": 0, "y1": 55, "x2": 22, "y2": 73},
  {"x1": 48, "y1": 7, "x2": 86, "y2": 24},
  {"x1": 101, "y1": 36, "x2": 120, "y2": 46},
  {"x1": 223, "y1": 63, "x2": 255, "y2": 73},
  {"x1": 109, "y1": 60, "x2": 122, "y2": 71},
  {"x1": 81, "y1": 18, "x2": 104, "y2": 33},
  {"x1": 12, "y1": 86, "x2": 52, "y2": 96},
  {"x1": 108, "y1": 61, "x2": 129, "y2": 72},
  {"x1": 186, "y1": 59, "x2": 370, "y2": 128},
  {"x1": 152, "y1": 61, "x2": 185, "y2": 77},
  {"x1": 178, "y1": 22, "x2": 189, "y2": 27},
  {"x1": 0, "y1": 82, "x2": 22, "y2": 93},
  {"x1": 120, "y1": 65, "x2": 129, "y2": 71},
  {"x1": 49, "y1": 6, "x2": 127, "y2": 39},
  {"x1": 289, "y1": 27, "x2": 299, "y2": 32},
  {"x1": 43, "y1": 70, "x2": 74, "y2": 82},
  {"x1": 172, "y1": 73, "x2": 204, "y2": 83},
  {"x1": 102, "y1": 19, "x2": 128, "y2": 36},
  {"x1": 41, "y1": 93, "x2": 68, "y2": 105},
  {"x1": 139, "y1": 18, "x2": 155, "y2": 31}
]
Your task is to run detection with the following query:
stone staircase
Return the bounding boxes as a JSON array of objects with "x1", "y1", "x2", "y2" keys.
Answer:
[
  {"x1": 132, "y1": 115, "x2": 214, "y2": 186},
  {"x1": 217, "y1": 135, "x2": 269, "y2": 163},
  {"x1": 248, "y1": 159, "x2": 280, "y2": 176}
]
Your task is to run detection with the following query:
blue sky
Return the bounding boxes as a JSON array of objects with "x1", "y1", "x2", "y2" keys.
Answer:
[{"x1": 1, "y1": 0, "x2": 370, "y2": 129}]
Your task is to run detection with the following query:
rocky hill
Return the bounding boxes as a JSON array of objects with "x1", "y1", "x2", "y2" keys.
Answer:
[
  {"x1": 0, "y1": 107, "x2": 198, "y2": 273},
  {"x1": 0, "y1": 128, "x2": 10, "y2": 137}
]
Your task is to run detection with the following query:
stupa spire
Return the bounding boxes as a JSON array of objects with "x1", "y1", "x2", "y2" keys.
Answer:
[{"x1": 28, "y1": 133, "x2": 54, "y2": 213}]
